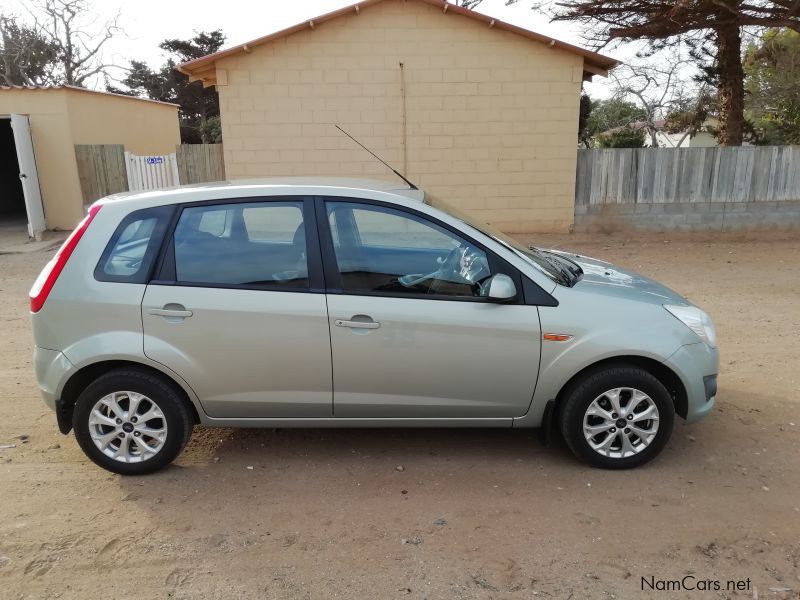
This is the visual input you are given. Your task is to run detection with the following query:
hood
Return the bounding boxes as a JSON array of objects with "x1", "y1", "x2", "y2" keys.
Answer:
[{"x1": 545, "y1": 249, "x2": 688, "y2": 305}]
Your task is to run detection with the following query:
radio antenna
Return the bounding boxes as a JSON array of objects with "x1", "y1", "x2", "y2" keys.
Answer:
[{"x1": 335, "y1": 125, "x2": 418, "y2": 190}]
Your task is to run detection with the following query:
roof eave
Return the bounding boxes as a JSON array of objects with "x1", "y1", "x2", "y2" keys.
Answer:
[
  {"x1": 177, "y1": 0, "x2": 620, "y2": 85},
  {"x1": 181, "y1": 64, "x2": 218, "y2": 87}
]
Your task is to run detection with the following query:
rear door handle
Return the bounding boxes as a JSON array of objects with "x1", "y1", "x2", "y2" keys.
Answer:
[
  {"x1": 334, "y1": 319, "x2": 380, "y2": 329},
  {"x1": 147, "y1": 307, "x2": 193, "y2": 318}
]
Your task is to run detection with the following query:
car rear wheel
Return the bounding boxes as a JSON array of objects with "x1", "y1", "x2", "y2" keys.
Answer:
[
  {"x1": 73, "y1": 368, "x2": 193, "y2": 475},
  {"x1": 559, "y1": 365, "x2": 675, "y2": 469}
]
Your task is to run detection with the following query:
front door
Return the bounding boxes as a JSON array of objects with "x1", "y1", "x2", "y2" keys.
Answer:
[
  {"x1": 142, "y1": 198, "x2": 332, "y2": 418},
  {"x1": 322, "y1": 199, "x2": 541, "y2": 419}
]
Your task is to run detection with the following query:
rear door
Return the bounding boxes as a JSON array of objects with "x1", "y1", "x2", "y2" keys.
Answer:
[
  {"x1": 142, "y1": 197, "x2": 332, "y2": 418},
  {"x1": 321, "y1": 198, "x2": 542, "y2": 419}
]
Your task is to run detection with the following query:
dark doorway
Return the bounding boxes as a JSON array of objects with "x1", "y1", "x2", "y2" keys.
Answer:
[{"x1": 0, "y1": 118, "x2": 26, "y2": 222}]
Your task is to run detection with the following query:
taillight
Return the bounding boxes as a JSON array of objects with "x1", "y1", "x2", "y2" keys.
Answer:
[{"x1": 29, "y1": 203, "x2": 103, "y2": 313}]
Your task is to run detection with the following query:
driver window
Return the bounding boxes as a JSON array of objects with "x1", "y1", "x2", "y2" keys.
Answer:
[{"x1": 326, "y1": 201, "x2": 492, "y2": 298}]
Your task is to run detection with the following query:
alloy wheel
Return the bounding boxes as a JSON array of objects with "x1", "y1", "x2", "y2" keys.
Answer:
[
  {"x1": 582, "y1": 387, "x2": 660, "y2": 459},
  {"x1": 88, "y1": 391, "x2": 168, "y2": 463}
]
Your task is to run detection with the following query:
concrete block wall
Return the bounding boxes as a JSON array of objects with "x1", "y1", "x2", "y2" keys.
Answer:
[
  {"x1": 215, "y1": 0, "x2": 586, "y2": 233},
  {"x1": 574, "y1": 202, "x2": 800, "y2": 232}
]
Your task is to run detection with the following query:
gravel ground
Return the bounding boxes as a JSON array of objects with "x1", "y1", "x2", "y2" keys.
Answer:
[{"x1": 1, "y1": 230, "x2": 799, "y2": 599}]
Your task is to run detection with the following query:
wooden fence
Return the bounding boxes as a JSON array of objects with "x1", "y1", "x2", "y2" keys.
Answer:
[
  {"x1": 74, "y1": 144, "x2": 128, "y2": 204},
  {"x1": 176, "y1": 143, "x2": 226, "y2": 185},
  {"x1": 75, "y1": 144, "x2": 225, "y2": 203},
  {"x1": 576, "y1": 146, "x2": 800, "y2": 205}
]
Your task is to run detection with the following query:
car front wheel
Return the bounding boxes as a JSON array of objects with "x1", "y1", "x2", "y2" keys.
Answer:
[
  {"x1": 72, "y1": 368, "x2": 193, "y2": 475},
  {"x1": 559, "y1": 365, "x2": 675, "y2": 469}
]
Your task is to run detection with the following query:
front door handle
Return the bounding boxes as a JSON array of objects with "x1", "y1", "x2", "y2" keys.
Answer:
[
  {"x1": 334, "y1": 319, "x2": 380, "y2": 330},
  {"x1": 147, "y1": 306, "x2": 193, "y2": 318}
]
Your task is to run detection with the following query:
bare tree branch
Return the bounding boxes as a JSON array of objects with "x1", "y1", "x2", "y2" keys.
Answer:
[
  {"x1": 607, "y1": 50, "x2": 701, "y2": 146},
  {"x1": 23, "y1": 0, "x2": 122, "y2": 87}
]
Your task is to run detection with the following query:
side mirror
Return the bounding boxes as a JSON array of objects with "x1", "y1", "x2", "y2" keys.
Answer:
[{"x1": 482, "y1": 273, "x2": 517, "y2": 302}]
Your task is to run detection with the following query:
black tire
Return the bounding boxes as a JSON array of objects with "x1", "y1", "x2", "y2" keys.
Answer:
[
  {"x1": 72, "y1": 368, "x2": 193, "y2": 475},
  {"x1": 559, "y1": 364, "x2": 675, "y2": 469}
]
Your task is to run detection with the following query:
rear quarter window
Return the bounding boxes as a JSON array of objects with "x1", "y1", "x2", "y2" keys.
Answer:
[{"x1": 94, "y1": 205, "x2": 174, "y2": 283}]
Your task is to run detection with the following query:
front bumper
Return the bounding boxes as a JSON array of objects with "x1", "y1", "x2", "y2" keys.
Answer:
[{"x1": 664, "y1": 342, "x2": 719, "y2": 422}]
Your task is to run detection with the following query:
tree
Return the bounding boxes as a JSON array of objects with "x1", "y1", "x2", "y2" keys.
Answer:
[
  {"x1": 584, "y1": 98, "x2": 647, "y2": 145},
  {"x1": 24, "y1": 0, "x2": 121, "y2": 87},
  {"x1": 112, "y1": 31, "x2": 225, "y2": 143},
  {"x1": 663, "y1": 90, "x2": 717, "y2": 146},
  {"x1": 744, "y1": 28, "x2": 800, "y2": 144},
  {"x1": 454, "y1": 0, "x2": 517, "y2": 8},
  {"x1": 606, "y1": 53, "x2": 700, "y2": 146},
  {"x1": 545, "y1": 1, "x2": 800, "y2": 147},
  {"x1": 455, "y1": 0, "x2": 488, "y2": 9},
  {"x1": 0, "y1": 15, "x2": 59, "y2": 85},
  {"x1": 577, "y1": 93, "x2": 593, "y2": 147},
  {"x1": 597, "y1": 127, "x2": 646, "y2": 147}
]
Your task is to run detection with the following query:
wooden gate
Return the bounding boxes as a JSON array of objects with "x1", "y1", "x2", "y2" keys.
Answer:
[{"x1": 124, "y1": 152, "x2": 180, "y2": 191}]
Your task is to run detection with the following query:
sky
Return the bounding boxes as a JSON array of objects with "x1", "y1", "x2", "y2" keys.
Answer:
[{"x1": 0, "y1": 0, "x2": 639, "y2": 97}]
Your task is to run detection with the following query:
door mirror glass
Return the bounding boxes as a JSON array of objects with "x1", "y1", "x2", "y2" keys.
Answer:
[{"x1": 481, "y1": 273, "x2": 517, "y2": 301}]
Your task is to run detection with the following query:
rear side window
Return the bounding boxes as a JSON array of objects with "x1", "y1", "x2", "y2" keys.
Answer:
[
  {"x1": 172, "y1": 201, "x2": 309, "y2": 289},
  {"x1": 95, "y1": 205, "x2": 174, "y2": 283}
]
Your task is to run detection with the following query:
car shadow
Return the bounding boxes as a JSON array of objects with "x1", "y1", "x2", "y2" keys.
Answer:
[
  {"x1": 113, "y1": 426, "x2": 577, "y2": 528},
  {"x1": 110, "y1": 418, "x2": 724, "y2": 559},
  {"x1": 181, "y1": 425, "x2": 572, "y2": 468}
]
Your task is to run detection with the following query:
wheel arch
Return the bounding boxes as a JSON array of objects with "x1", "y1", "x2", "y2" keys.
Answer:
[
  {"x1": 554, "y1": 355, "x2": 688, "y2": 420},
  {"x1": 58, "y1": 360, "x2": 201, "y2": 434}
]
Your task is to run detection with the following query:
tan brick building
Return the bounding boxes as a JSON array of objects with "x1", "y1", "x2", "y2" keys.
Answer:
[
  {"x1": 179, "y1": 0, "x2": 616, "y2": 233},
  {"x1": 0, "y1": 86, "x2": 179, "y2": 233}
]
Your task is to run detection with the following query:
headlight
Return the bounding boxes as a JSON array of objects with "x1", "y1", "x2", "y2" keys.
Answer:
[{"x1": 664, "y1": 305, "x2": 717, "y2": 348}]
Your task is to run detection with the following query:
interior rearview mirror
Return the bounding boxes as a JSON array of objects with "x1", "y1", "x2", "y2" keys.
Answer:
[{"x1": 482, "y1": 273, "x2": 517, "y2": 301}]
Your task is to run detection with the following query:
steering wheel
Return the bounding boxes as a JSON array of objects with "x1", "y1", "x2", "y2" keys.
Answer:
[
  {"x1": 457, "y1": 245, "x2": 491, "y2": 284},
  {"x1": 398, "y1": 244, "x2": 489, "y2": 289},
  {"x1": 397, "y1": 245, "x2": 461, "y2": 288}
]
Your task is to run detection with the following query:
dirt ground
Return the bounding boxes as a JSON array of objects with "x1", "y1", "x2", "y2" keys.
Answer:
[{"x1": 1, "y1": 230, "x2": 799, "y2": 600}]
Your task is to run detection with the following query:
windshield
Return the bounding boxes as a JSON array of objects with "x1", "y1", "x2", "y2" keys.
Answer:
[{"x1": 425, "y1": 194, "x2": 580, "y2": 286}]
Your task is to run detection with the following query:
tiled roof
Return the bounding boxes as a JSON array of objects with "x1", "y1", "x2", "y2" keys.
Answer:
[
  {"x1": 0, "y1": 84, "x2": 179, "y2": 107},
  {"x1": 178, "y1": 0, "x2": 620, "y2": 87}
]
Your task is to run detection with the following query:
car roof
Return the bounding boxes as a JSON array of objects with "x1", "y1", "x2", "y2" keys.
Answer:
[{"x1": 102, "y1": 177, "x2": 426, "y2": 207}]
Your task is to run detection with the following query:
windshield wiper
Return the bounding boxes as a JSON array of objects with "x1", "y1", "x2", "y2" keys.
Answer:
[
  {"x1": 555, "y1": 253, "x2": 583, "y2": 281},
  {"x1": 538, "y1": 250, "x2": 583, "y2": 287},
  {"x1": 541, "y1": 256, "x2": 574, "y2": 285}
]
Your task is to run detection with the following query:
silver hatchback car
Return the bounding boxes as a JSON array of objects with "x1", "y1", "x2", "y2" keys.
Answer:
[{"x1": 30, "y1": 179, "x2": 718, "y2": 474}]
